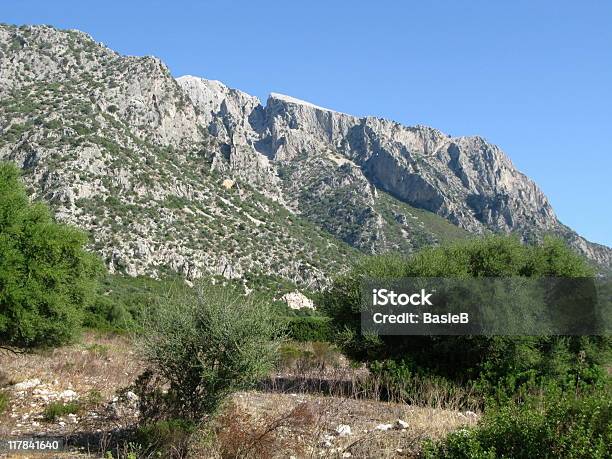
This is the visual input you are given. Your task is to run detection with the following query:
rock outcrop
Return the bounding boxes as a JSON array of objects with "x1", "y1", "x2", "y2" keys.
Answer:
[{"x1": 180, "y1": 78, "x2": 612, "y2": 267}]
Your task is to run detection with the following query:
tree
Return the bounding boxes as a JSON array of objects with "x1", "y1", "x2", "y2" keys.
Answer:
[
  {"x1": 139, "y1": 284, "x2": 285, "y2": 420},
  {"x1": 0, "y1": 162, "x2": 101, "y2": 347},
  {"x1": 322, "y1": 236, "x2": 605, "y2": 386}
]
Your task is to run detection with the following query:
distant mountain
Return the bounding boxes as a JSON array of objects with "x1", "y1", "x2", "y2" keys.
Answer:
[{"x1": 1, "y1": 24, "x2": 609, "y2": 285}]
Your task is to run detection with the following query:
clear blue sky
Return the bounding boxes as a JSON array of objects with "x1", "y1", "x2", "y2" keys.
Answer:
[{"x1": 3, "y1": 1, "x2": 611, "y2": 246}]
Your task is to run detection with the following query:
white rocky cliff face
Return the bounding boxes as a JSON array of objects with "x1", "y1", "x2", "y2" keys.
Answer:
[{"x1": 178, "y1": 77, "x2": 611, "y2": 266}]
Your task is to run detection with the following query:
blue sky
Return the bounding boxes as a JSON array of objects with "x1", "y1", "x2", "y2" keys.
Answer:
[{"x1": 3, "y1": 1, "x2": 611, "y2": 246}]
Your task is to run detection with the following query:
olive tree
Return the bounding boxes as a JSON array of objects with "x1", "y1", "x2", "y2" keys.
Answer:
[{"x1": 139, "y1": 284, "x2": 284, "y2": 419}]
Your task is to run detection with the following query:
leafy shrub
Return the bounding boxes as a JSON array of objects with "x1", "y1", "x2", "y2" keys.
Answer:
[
  {"x1": 83, "y1": 294, "x2": 133, "y2": 331},
  {"x1": 139, "y1": 284, "x2": 284, "y2": 419},
  {"x1": 43, "y1": 401, "x2": 80, "y2": 422},
  {"x1": 423, "y1": 388, "x2": 612, "y2": 458},
  {"x1": 322, "y1": 236, "x2": 605, "y2": 388},
  {"x1": 0, "y1": 162, "x2": 102, "y2": 347},
  {"x1": 277, "y1": 341, "x2": 340, "y2": 373},
  {"x1": 83, "y1": 274, "x2": 189, "y2": 333},
  {"x1": 286, "y1": 316, "x2": 333, "y2": 342},
  {"x1": 135, "y1": 418, "x2": 195, "y2": 458},
  {"x1": 365, "y1": 359, "x2": 479, "y2": 410},
  {"x1": 0, "y1": 391, "x2": 8, "y2": 414}
]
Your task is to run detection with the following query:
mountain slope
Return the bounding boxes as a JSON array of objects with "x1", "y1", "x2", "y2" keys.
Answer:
[
  {"x1": 0, "y1": 24, "x2": 357, "y2": 286},
  {"x1": 179, "y1": 77, "x2": 611, "y2": 267},
  {"x1": 1, "y1": 24, "x2": 609, "y2": 284}
]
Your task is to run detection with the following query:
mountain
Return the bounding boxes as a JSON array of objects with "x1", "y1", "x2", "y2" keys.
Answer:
[{"x1": 1, "y1": 24, "x2": 610, "y2": 285}]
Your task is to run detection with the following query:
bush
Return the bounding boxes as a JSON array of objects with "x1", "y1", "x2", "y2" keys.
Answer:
[
  {"x1": 365, "y1": 360, "x2": 479, "y2": 410},
  {"x1": 423, "y1": 388, "x2": 612, "y2": 458},
  {"x1": 277, "y1": 341, "x2": 340, "y2": 373},
  {"x1": 135, "y1": 418, "x2": 195, "y2": 458},
  {"x1": 43, "y1": 401, "x2": 80, "y2": 422},
  {"x1": 322, "y1": 237, "x2": 606, "y2": 388},
  {"x1": 83, "y1": 274, "x2": 189, "y2": 333},
  {"x1": 139, "y1": 284, "x2": 284, "y2": 420},
  {"x1": 0, "y1": 391, "x2": 8, "y2": 414},
  {"x1": 286, "y1": 316, "x2": 333, "y2": 342},
  {"x1": 0, "y1": 162, "x2": 102, "y2": 347}
]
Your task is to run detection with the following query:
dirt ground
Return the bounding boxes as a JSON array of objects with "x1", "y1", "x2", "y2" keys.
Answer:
[{"x1": 0, "y1": 333, "x2": 478, "y2": 458}]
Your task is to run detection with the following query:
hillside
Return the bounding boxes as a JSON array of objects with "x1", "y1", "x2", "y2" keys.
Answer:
[{"x1": 1, "y1": 23, "x2": 610, "y2": 285}]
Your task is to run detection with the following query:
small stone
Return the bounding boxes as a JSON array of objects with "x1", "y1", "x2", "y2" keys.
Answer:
[
  {"x1": 335, "y1": 424, "x2": 351, "y2": 437},
  {"x1": 375, "y1": 423, "x2": 393, "y2": 431},
  {"x1": 125, "y1": 391, "x2": 139, "y2": 402},
  {"x1": 60, "y1": 389, "x2": 78, "y2": 400},
  {"x1": 13, "y1": 379, "x2": 41, "y2": 391},
  {"x1": 394, "y1": 419, "x2": 409, "y2": 430},
  {"x1": 320, "y1": 433, "x2": 335, "y2": 447}
]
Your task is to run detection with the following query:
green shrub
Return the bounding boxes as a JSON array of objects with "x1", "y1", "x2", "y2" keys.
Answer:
[
  {"x1": 0, "y1": 391, "x2": 9, "y2": 414},
  {"x1": 43, "y1": 401, "x2": 80, "y2": 422},
  {"x1": 135, "y1": 418, "x2": 195, "y2": 458},
  {"x1": 277, "y1": 341, "x2": 340, "y2": 372},
  {"x1": 83, "y1": 294, "x2": 133, "y2": 331},
  {"x1": 423, "y1": 388, "x2": 612, "y2": 458},
  {"x1": 286, "y1": 316, "x2": 334, "y2": 342},
  {"x1": 83, "y1": 274, "x2": 189, "y2": 333},
  {"x1": 366, "y1": 359, "x2": 478, "y2": 410},
  {"x1": 0, "y1": 162, "x2": 102, "y2": 347},
  {"x1": 322, "y1": 236, "x2": 605, "y2": 388},
  {"x1": 139, "y1": 284, "x2": 285, "y2": 419}
]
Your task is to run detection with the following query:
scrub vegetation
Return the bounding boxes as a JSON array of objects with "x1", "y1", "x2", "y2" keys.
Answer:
[{"x1": 0, "y1": 163, "x2": 610, "y2": 458}]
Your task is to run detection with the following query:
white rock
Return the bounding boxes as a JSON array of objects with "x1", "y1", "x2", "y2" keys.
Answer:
[
  {"x1": 59, "y1": 389, "x2": 78, "y2": 400},
  {"x1": 464, "y1": 410, "x2": 477, "y2": 418},
  {"x1": 335, "y1": 424, "x2": 351, "y2": 437},
  {"x1": 282, "y1": 291, "x2": 315, "y2": 310},
  {"x1": 394, "y1": 419, "x2": 409, "y2": 430},
  {"x1": 375, "y1": 423, "x2": 393, "y2": 431},
  {"x1": 125, "y1": 391, "x2": 139, "y2": 402},
  {"x1": 320, "y1": 434, "x2": 335, "y2": 447},
  {"x1": 13, "y1": 379, "x2": 41, "y2": 391}
]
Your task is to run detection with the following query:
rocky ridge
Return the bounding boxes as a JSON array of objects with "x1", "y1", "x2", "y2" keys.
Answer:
[
  {"x1": 179, "y1": 77, "x2": 611, "y2": 266},
  {"x1": 1, "y1": 23, "x2": 610, "y2": 284}
]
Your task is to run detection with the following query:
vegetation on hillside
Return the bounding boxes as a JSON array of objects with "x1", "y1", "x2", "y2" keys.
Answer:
[{"x1": 1, "y1": 161, "x2": 609, "y2": 457}]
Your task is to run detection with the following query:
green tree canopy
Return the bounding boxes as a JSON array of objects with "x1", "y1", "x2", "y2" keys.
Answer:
[
  {"x1": 322, "y1": 236, "x2": 606, "y2": 387},
  {"x1": 0, "y1": 162, "x2": 101, "y2": 347}
]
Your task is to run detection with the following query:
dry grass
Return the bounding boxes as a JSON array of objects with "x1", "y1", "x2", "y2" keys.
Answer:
[
  {"x1": 0, "y1": 331, "x2": 141, "y2": 399},
  {"x1": 0, "y1": 334, "x2": 478, "y2": 458},
  {"x1": 198, "y1": 391, "x2": 477, "y2": 458},
  {"x1": 0, "y1": 332, "x2": 143, "y2": 457}
]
